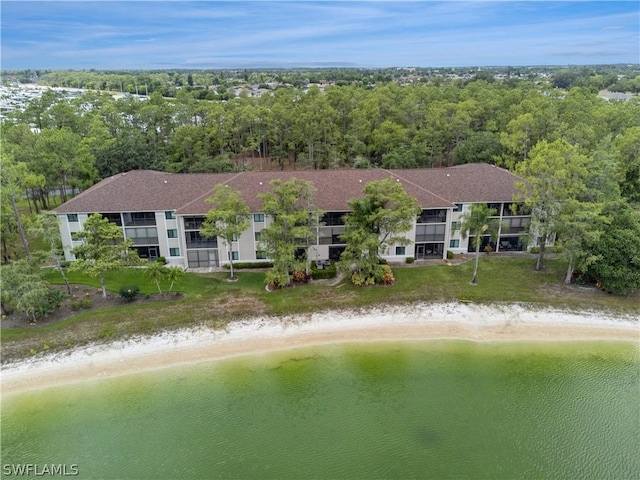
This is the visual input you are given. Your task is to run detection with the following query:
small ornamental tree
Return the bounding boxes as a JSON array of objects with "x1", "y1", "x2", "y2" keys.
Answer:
[
  {"x1": 165, "y1": 266, "x2": 185, "y2": 294},
  {"x1": 27, "y1": 211, "x2": 71, "y2": 294},
  {"x1": 339, "y1": 177, "x2": 420, "y2": 285},
  {"x1": 460, "y1": 204, "x2": 501, "y2": 285},
  {"x1": 144, "y1": 260, "x2": 168, "y2": 295},
  {"x1": 143, "y1": 261, "x2": 185, "y2": 296},
  {"x1": 200, "y1": 185, "x2": 251, "y2": 280},
  {"x1": 259, "y1": 178, "x2": 321, "y2": 288},
  {"x1": 0, "y1": 258, "x2": 51, "y2": 324},
  {"x1": 70, "y1": 214, "x2": 141, "y2": 298}
]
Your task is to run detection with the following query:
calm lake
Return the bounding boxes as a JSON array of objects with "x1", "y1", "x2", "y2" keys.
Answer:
[{"x1": 2, "y1": 340, "x2": 638, "y2": 479}]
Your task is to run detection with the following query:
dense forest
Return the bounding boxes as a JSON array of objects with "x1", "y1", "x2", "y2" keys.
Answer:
[
  {"x1": 1, "y1": 67, "x2": 639, "y2": 293},
  {"x1": 2, "y1": 68, "x2": 639, "y2": 181}
]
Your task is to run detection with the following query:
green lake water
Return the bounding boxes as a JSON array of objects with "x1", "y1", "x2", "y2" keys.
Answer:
[{"x1": 2, "y1": 340, "x2": 639, "y2": 479}]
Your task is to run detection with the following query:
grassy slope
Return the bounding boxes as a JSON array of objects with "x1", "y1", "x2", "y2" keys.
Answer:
[{"x1": 2, "y1": 257, "x2": 638, "y2": 362}]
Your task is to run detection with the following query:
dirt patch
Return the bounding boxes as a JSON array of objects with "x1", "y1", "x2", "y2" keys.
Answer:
[
  {"x1": 538, "y1": 282, "x2": 612, "y2": 301},
  {"x1": 209, "y1": 295, "x2": 267, "y2": 317},
  {"x1": 1, "y1": 285, "x2": 183, "y2": 329}
]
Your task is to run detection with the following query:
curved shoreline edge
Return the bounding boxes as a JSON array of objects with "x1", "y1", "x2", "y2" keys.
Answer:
[{"x1": 2, "y1": 302, "x2": 639, "y2": 396}]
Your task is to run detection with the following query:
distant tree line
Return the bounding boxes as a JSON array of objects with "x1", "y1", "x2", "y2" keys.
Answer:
[{"x1": 3, "y1": 64, "x2": 640, "y2": 96}]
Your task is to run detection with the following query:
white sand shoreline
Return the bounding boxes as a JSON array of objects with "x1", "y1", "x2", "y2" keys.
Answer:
[{"x1": 2, "y1": 302, "x2": 638, "y2": 396}]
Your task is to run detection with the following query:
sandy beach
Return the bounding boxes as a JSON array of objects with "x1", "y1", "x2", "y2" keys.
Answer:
[{"x1": 2, "y1": 302, "x2": 638, "y2": 396}]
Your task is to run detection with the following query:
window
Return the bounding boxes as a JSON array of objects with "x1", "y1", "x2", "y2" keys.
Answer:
[
  {"x1": 451, "y1": 221, "x2": 461, "y2": 231},
  {"x1": 100, "y1": 213, "x2": 123, "y2": 226},
  {"x1": 395, "y1": 246, "x2": 406, "y2": 256},
  {"x1": 503, "y1": 203, "x2": 531, "y2": 216},
  {"x1": 165, "y1": 211, "x2": 176, "y2": 220},
  {"x1": 487, "y1": 203, "x2": 502, "y2": 216},
  {"x1": 123, "y1": 212, "x2": 156, "y2": 226},
  {"x1": 254, "y1": 231, "x2": 262, "y2": 241},
  {"x1": 417, "y1": 209, "x2": 447, "y2": 223},
  {"x1": 183, "y1": 216, "x2": 205, "y2": 230},
  {"x1": 505, "y1": 217, "x2": 530, "y2": 234},
  {"x1": 254, "y1": 213, "x2": 265, "y2": 223},
  {"x1": 185, "y1": 231, "x2": 217, "y2": 248},
  {"x1": 454, "y1": 204, "x2": 463, "y2": 212},
  {"x1": 319, "y1": 226, "x2": 346, "y2": 245},
  {"x1": 231, "y1": 233, "x2": 238, "y2": 242},
  {"x1": 187, "y1": 250, "x2": 218, "y2": 268},
  {"x1": 415, "y1": 224, "x2": 446, "y2": 242},
  {"x1": 321, "y1": 212, "x2": 346, "y2": 226},
  {"x1": 67, "y1": 214, "x2": 78, "y2": 222},
  {"x1": 169, "y1": 248, "x2": 180, "y2": 257},
  {"x1": 449, "y1": 239, "x2": 460, "y2": 248},
  {"x1": 231, "y1": 251, "x2": 239, "y2": 261},
  {"x1": 125, "y1": 227, "x2": 159, "y2": 245},
  {"x1": 167, "y1": 229, "x2": 178, "y2": 239},
  {"x1": 256, "y1": 250, "x2": 267, "y2": 260}
]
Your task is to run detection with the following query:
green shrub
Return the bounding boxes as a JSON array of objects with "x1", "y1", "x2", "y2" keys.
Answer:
[
  {"x1": 80, "y1": 298, "x2": 91, "y2": 309},
  {"x1": 405, "y1": 256, "x2": 415, "y2": 264},
  {"x1": 311, "y1": 261, "x2": 337, "y2": 280},
  {"x1": 119, "y1": 285, "x2": 140, "y2": 302},
  {"x1": 529, "y1": 245, "x2": 560, "y2": 254},
  {"x1": 36, "y1": 289, "x2": 66, "y2": 317},
  {"x1": 265, "y1": 271, "x2": 290, "y2": 290},
  {"x1": 446, "y1": 250, "x2": 454, "y2": 260},
  {"x1": 156, "y1": 256, "x2": 167, "y2": 265},
  {"x1": 223, "y1": 261, "x2": 274, "y2": 270},
  {"x1": 351, "y1": 272, "x2": 366, "y2": 286},
  {"x1": 374, "y1": 265, "x2": 394, "y2": 285},
  {"x1": 71, "y1": 302, "x2": 79, "y2": 311}
]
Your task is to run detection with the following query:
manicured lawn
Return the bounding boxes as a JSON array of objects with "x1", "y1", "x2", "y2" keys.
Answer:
[{"x1": 3, "y1": 257, "x2": 638, "y2": 362}]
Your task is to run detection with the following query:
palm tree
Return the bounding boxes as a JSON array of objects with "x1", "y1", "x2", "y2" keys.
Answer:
[
  {"x1": 460, "y1": 204, "x2": 501, "y2": 285},
  {"x1": 165, "y1": 266, "x2": 184, "y2": 295},
  {"x1": 144, "y1": 260, "x2": 167, "y2": 296}
]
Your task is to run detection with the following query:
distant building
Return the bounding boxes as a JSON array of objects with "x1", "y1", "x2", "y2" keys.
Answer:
[{"x1": 55, "y1": 164, "x2": 530, "y2": 269}]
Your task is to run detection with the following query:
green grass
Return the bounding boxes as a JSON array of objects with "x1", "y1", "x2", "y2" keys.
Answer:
[{"x1": 3, "y1": 257, "x2": 638, "y2": 363}]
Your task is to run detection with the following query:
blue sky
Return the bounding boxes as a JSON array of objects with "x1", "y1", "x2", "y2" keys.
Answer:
[{"x1": 1, "y1": 1, "x2": 638, "y2": 69}]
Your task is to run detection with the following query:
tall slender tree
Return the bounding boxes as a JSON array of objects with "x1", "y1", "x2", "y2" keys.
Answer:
[
  {"x1": 0, "y1": 154, "x2": 46, "y2": 259},
  {"x1": 460, "y1": 204, "x2": 500, "y2": 285}
]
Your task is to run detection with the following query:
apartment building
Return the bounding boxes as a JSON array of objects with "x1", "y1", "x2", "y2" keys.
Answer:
[{"x1": 55, "y1": 163, "x2": 529, "y2": 269}]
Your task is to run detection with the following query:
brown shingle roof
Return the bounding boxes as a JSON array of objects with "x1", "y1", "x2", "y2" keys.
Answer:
[
  {"x1": 55, "y1": 170, "x2": 237, "y2": 214},
  {"x1": 177, "y1": 169, "x2": 453, "y2": 214},
  {"x1": 392, "y1": 163, "x2": 522, "y2": 203},
  {"x1": 56, "y1": 164, "x2": 522, "y2": 215}
]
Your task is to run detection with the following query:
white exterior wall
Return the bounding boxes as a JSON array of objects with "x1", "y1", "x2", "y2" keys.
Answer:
[
  {"x1": 385, "y1": 222, "x2": 417, "y2": 263},
  {"x1": 158, "y1": 211, "x2": 183, "y2": 266},
  {"x1": 58, "y1": 205, "x2": 530, "y2": 269},
  {"x1": 448, "y1": 203, "x2": 470, "y2": 254},
  {"x1": 58, "y1": 213, "x2": 90, "y2": 261}
]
